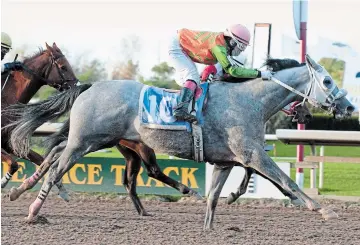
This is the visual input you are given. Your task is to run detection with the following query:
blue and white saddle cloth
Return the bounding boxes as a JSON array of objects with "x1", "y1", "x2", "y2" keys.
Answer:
[{"x1": 139, "y1": 83, "x2": 209, "y2": 131}]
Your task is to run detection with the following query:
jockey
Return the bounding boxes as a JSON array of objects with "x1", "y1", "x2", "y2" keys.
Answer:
[
  {"x1": 1, "y1": 32, "x2": 22, "y2": 73},
  {"x1": 168, "y1": 24, "x2": 273, "y2": 123}
]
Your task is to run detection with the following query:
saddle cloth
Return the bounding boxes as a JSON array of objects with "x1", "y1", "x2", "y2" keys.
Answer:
[{"x1": 139, "y1": 83, "x2": 209, "y2": 131}]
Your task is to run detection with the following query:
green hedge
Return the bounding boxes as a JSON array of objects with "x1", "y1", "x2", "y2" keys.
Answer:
[{"x1": 306, "y1": 114, "x2": 360, "y2": 131}]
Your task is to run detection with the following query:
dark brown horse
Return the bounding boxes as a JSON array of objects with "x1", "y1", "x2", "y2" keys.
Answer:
[{"x1": 1, "y1": 42, "x2": 78, "y2": 200}]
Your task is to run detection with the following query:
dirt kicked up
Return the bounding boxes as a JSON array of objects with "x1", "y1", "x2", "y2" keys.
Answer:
[{"x1": 1, "y1": 192, "x2": 360, "y2": 245}]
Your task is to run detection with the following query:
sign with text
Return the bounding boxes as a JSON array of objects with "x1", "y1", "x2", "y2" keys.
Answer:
[{"x1": 1, "y1": 157, "x2": 206, "y2": 196}]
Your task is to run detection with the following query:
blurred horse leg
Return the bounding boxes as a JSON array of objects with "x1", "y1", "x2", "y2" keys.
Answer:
[
  {"x1": 120, "y1": 139, "x2": 202, "y2": 199},
  {"x1": 8, "y1": 141, "x2": 67, "y2": 201},
  {"x1": 116, "y1": 144, "x2": 150, "y2": 216},
  {"x1": 1, "y1": 149, "x2": 19, "y2": 188},
  {"x1": 27, "y1": 149, "x2": 69, "y2": 202}
]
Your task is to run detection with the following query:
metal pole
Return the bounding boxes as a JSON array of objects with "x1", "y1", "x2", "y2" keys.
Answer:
[
  {"x1": 319, "y1": 146, "x2": 325, "y2": 188},
  {"x1": 295, "y1": 0, "x2": 308, "y2": 190},
  {"x1": 251, "y1": 24, "x2": 257, "y2": 69}
]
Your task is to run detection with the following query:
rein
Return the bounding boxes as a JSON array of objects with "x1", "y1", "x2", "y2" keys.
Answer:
[
  {"x1": 2, "y1": 53, "x2": 78, "y2": 92},
  {"x1": 270, "y1": 77, "x2": 321, "y2": 107},
  {"x1": 281, "y1": 101, "x2": 301, "y2": 116}
]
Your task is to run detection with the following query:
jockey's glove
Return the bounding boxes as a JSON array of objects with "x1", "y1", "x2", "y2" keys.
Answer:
[
  {"x1": 4, "y1": 61, "x2": 23, "y2": 71},
  {"x1": 201, "y1": 65, "x2": 217, "y2": 82},
  {"x1": 260, "y1": 70, "x2": 273, "y2": 81}
]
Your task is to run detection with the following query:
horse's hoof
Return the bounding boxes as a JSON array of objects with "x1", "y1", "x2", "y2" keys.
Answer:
[
  {"x1": 319, "y1": 208, "x2": 338, "y2": 220},
  {"x1": 226, "y1": 192, "x2": 237, "y2": 205},
  {"x1": 58, "y1": 191, "x2": 70, "y2": 202},
  {"x1": 140, "y1": 211, "x2": 152, "y2": 217},
  {"x1": 290, "y1": 198, "x2": 304, "y2": 207},
  {"x1": 9, "y1": 187, "x2": 21, "y2": 201},
  {"x1": 25, "y1": 215, "x2": 49, "y2": 224},
  {"x1": 25, "y1": 214, "x2": 36, "y2": 224},
  {"x1": 203, "y1": 225, "x2": 214, "y2": 231},
  {"x1": 189, "y1": 190, "x2": 204, "y2": 200}
]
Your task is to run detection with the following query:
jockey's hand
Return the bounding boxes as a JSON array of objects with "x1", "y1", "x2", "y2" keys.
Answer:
[
  {"x1": 201, "y1": 65, "x2": 217, "y2": 82},
  {"x1": 4, "y1": 61, "x2": 22, "y2": 71},
  {"x1": 260, "y1": 70, "x2": 273, "y2": 81}
]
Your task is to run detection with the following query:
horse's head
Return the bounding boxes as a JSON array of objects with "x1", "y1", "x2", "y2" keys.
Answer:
[
  {"x1": 22, "y1": 42, "x2": 79, "y2": 92},
  {"x1": 43, "y1": 42, "x2": 79, "y2": 91},
  {"x1": 305, "y1": 54, "x2": 355, "y2": 119}
]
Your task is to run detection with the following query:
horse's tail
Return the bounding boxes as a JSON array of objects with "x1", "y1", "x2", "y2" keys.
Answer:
[
  {"x1": 5, "y1": 84, "x2": 92, "y2": 157},
  {"x1": 44, "y1": 119, "x2": 70, "y2": 156}
]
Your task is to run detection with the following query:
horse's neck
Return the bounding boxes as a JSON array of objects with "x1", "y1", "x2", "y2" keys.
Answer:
[
  {"x1": 260, "y1": 68, "x2": 309, "y2": 121},
  {"x1": 1, "y1": 72, "x2": 43, "y2": 107},
  {"x1": 1, "y1": 55, "x2": 48, "y2": 106}
]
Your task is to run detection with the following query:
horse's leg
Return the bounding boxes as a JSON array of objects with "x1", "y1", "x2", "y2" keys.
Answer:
[
  {"x1": 115, "y1": 144, "x2": 150, "y2": 216},
  {"x1": 226, "y1": 167, "x2": 254, "y2": 205},
  {"x1": 204, "y1": 164, "x2": 233, "y2": 230},
  {"x1": 226, "y1": 167, "x2": 303, "y2": 206},
  {"x1": 26, "y1": 149, "x2": 69, "y2": 202},
  {"x1": 9, "y1": 141, "x2": 67, "y2": 201},
  {"x1": 119, "y1": 140, "x2": 202, "y2": 199},
  {"x1": 242, "y1": 145, "x2": 336, "y2": 220},
  {"x1": 27, "y1": 141, "x2": 90, "y2": 222},
  {"x1": 254, "y1": 170, "x2": 304, "y2": 206},
  {"x1": 1, "y1": 149, "x2": 19, "y2": 188}
]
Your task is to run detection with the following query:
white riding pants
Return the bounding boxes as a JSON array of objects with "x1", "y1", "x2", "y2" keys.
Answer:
[{"x1": 167, "y1": 32, "x2": 200, "y2": 86}]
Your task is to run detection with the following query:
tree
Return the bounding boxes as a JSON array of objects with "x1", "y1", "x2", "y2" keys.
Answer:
[
  {"x1": 111, "y1": 60, "x2": 139, "y2": 80},
  {"x1": 140, "y1": 62, "x2": 180, "y2": 89},
  {"x1": 73, "y1": 57, "x2": 107, "y2": 84},
  {"x1": 150, "y1": 62, "x2": 175, "y2": 81}
]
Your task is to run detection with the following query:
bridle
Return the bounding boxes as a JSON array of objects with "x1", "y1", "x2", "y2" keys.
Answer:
[
  {"x1": 20, "y1": 53, "x2": 79, "y2": 91},
  {"x1": 281, "y1": 101, "x2": 302, "y2": 116},
  {"x1": 270, "y1": 61, "x2": 348, "y2": 114}
]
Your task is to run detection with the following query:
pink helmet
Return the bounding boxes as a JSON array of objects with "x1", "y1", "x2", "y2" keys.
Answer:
[{"x1": 224, "y1": 24, "x2": 251, "y2": 51}]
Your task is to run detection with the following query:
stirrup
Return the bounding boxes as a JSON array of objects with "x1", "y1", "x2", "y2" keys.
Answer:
[{"x1": 174, "y1": 111, "x2": 197, "y2": 123}]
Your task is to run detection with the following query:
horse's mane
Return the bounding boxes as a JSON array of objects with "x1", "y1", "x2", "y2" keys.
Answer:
[
  {"x1": 263, "y1": 57, "x2": 305, "y2": 72},
  {"x1": 23, "y1": 47, "x2": 45, "y2": 63},
  {"x1": 219, "y1": 56, "x2": 306, "y2": 83}
]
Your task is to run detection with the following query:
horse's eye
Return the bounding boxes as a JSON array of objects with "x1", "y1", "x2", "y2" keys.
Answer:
[
  {"x1": 323, "y1": 77, "x2": 332, "y2": 89},
  {"x1": 61, "y1": 66, "x2": 68, "y2": 71}
]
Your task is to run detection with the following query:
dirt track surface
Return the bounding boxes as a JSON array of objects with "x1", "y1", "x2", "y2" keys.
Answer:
[{"x1": 2, "y1": 192, "x2": 360, "y2": 245}]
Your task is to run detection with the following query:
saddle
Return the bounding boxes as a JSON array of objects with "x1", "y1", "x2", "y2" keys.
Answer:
[{"x1": 139, "y1": 83, "x2": 209, "y2": 162}]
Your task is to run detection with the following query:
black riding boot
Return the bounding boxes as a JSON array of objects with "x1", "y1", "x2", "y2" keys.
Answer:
[{"x1": 173, "y1": 87, "x2": 197, "y2": 123}]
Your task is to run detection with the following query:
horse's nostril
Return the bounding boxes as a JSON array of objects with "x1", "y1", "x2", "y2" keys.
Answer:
[{"x1": 346, "y1": 105, "x2": 355, "y2": 113}]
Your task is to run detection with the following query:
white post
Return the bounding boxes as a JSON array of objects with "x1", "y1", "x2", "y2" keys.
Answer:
[
  {"x1": 319, "y1": 146, "x2": 325, "y2": 189},
  {"x1": 310, "y1": 145, "x2": 316, "y2": 189}
]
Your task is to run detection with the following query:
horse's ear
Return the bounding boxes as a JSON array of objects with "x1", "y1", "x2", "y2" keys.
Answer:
[
  {"x1": 45, "y1": 42, "x2": 54, "y2": 53},
  {"x1": 52, "y1": 42, "x2": 62, "y2": 53},
  {"x1": 305, "y1": 54, "x2": 319, "y2": 69}
]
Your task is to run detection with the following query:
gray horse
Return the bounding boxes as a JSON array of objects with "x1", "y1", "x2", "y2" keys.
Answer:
[
  {"x1": 6, "y1": 55, "x2": 354, "y2": 229},
  {"x1": 5, "y1": 98, "x2": 311, "y2": 219}
]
